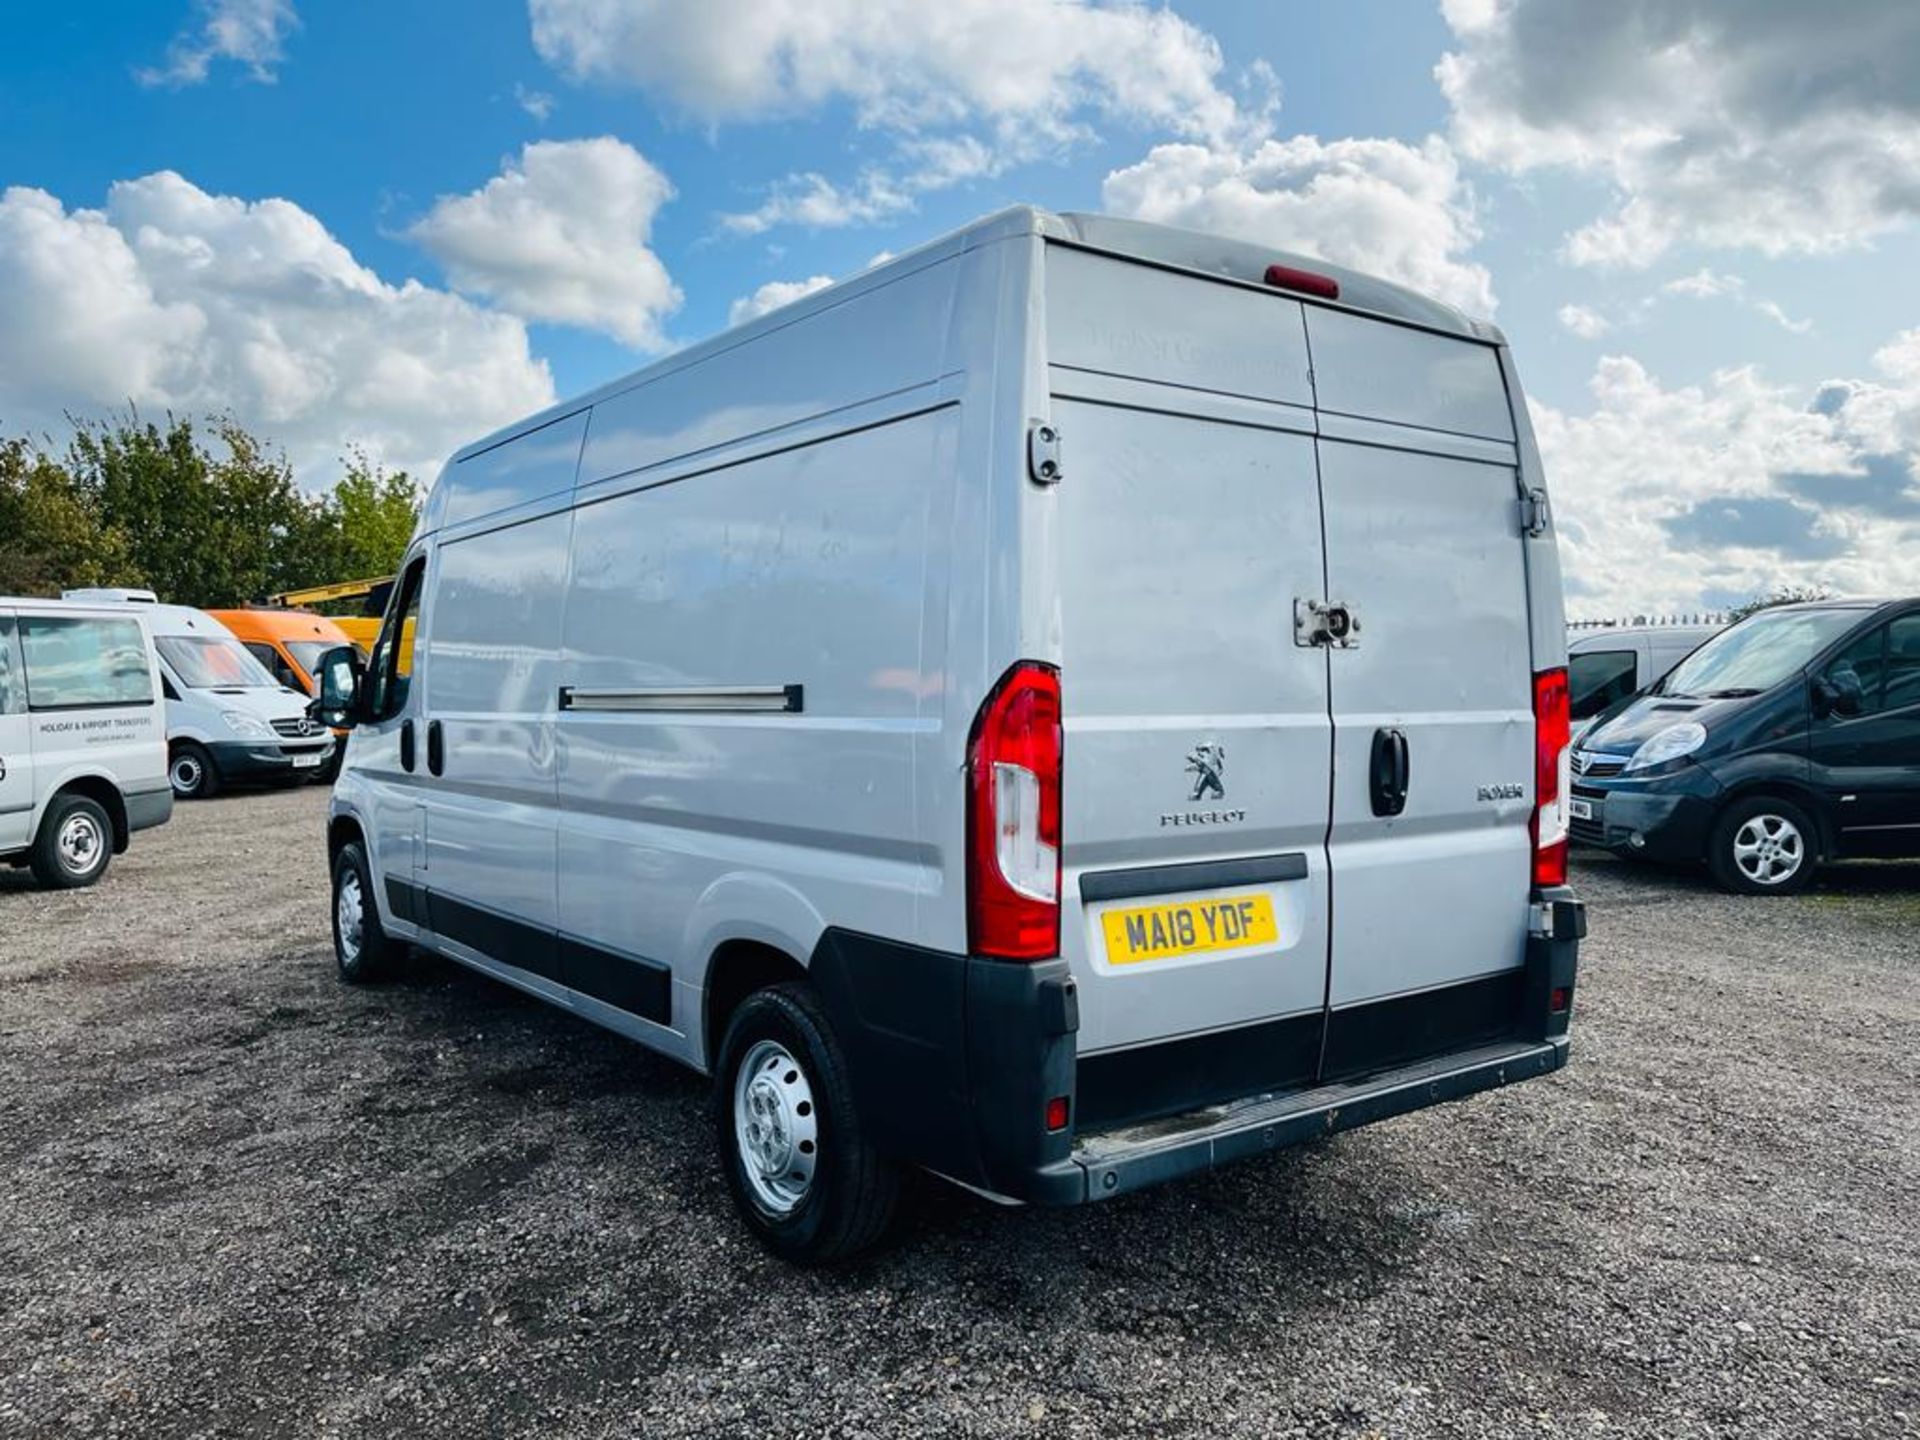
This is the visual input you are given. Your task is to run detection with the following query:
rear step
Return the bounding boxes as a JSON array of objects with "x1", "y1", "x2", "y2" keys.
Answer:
[{"x1": 1040, "y1": 1038, "x2": 1567, "y2": 1204}]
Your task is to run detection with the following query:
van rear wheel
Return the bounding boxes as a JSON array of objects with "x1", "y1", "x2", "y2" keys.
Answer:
[
  {"x1": 331, "y1": 841, "x2": 404, "y2": 981},
  {"x1": 713, "y1": 984, "x2": 900, "y2": 1264},
  {"x1": 1709, "y1": 796, "x2": 1817, "y2": 896},
  {"x1": 30, "y1": 794, "x2": 113, "y2": 889},
  {"x1": 169, "y1": 742, "x2": 220, "y2": 800}
]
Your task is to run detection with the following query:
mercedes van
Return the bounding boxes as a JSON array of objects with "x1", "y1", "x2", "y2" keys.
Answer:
[
  {"x1": 311, "y1": 208, "x2": 1584, "y2": 1261},
  {"x1": 210, "y1": 607, "x2": 362, "y2": 779},
  {"x1": 63, "y1": 591, "x2": 334, "y2": 798},
  {"x1": 1571, "y1": 598, "x2": 1920, "y2": 893},
  {"x1": 1, "y1": 596, "x2": 170, "y2": 888}
]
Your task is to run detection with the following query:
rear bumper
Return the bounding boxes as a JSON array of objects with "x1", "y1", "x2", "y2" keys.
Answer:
[
  {"x1": 1039, "y1": 1036, "x2": 1568, "y2": 1204},
  {"x1": 812, "y1": 890, "x2": 1583, "y2": 1207}
]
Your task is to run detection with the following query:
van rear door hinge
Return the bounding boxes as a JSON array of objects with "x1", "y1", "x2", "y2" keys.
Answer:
[
  {"x1": 1028, "y1": 420, "x2": 1063, "y2": 485},
  {"x1": 1521, "y1": 487, "x2": 1551, "y2": 537}
]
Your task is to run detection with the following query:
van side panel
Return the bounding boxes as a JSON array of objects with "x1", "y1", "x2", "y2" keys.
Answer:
[{"x1": 554, "y1": 409, "x2": 957, "y2": 1043}]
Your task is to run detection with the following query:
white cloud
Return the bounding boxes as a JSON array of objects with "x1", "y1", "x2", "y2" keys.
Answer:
[
  {"x1": 1439, "y1": 0, "x2": 1920, "y2": 266},
  {"x1": 529, "y1": 0, "x2": 1244, "y2": 142},
  {"x1": 721, "y1": 172, "x2": 910, "y2": 236},
  {"x1": 137, "y1": 0, "x2": 298, "y2": 87},
  {"x1": 1101, "y1": 135, "x2": 1496, "y2": 316},
  {"x1": 409, "y1": 137, "x2": 680, "y2": 349},
  {"x1": 1558, "y1": 304, "x2": 1611, "y2": 340},
  {"x1": 1538, "y1": 343, "x2": 1920, "y2": 614},
  {"x1": 514, "y1": 83, "x2": 556, "y2": 122},
  {"x1": 727, "y1": 275, "x2": 834, "y2": 327},
  {"x1": 1662, "y1": 269, "x2": 1812, "y2": 333},
  {"x1": 0, "y1": 173, "x2": 554, "y2": 483}
]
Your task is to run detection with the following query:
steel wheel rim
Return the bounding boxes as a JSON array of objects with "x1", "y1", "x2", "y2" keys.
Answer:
[
  {"x1": 170, "y1": 753, "x2": 203, "y2": 794},
  {"x1": 732, "y1": 1039, "x2": 819, "y2": 1215},
  {"x1": 56, "y1": 812, "x2": 103, "y2": 875},
  {"x1": 336, "y1": 868, "x2": 364, "y2": 966},
  {"x1": 1733, "y1": 813, "x2": 1804, "y2": 886}
]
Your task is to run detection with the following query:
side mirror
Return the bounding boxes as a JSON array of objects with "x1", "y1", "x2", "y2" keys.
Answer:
[
  {"x1": 1816, "y1": 667, "x2": 1866, "y2": 719},
  {"x1": 310, "y1": 644, "x2": 366, "y2": 729}
]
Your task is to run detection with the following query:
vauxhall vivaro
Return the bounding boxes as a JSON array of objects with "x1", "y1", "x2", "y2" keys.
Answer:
[{"x1": 310, "y1": 208, "x2": 1585, "y2": 1260}]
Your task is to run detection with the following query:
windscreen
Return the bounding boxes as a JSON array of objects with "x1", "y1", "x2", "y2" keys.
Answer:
[
  {"x1": 284, "y1": 640, "x2": 335, "y2": 675},
  {"x1": 1658, "y1": 609, "x2": 1865, "y2": 698},
  {"x1": 157, "y1": 635, "x2": 278, "y2": 689}
]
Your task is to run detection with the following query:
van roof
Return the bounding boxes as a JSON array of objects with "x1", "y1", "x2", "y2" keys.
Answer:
[
  {"x1": 1, "y1": 594, "x2": 157, "y2": 617},
  {"x1": 448, "y1": 204, "x2": 1505, "y2": 467},
  {"x1": 55, "y1": 597, "x2": 239, "y2": 640},
  {"x1": 206, "y1": 607, "x2": 354, "y2": 645}
]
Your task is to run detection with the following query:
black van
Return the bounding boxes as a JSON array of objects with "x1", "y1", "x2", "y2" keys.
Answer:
[{"x1": 1569, "y1": 598, "x2": 1920, "y2": 894}]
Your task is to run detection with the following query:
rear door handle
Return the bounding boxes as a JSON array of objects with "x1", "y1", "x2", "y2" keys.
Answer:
[
  {"x1": 1370, "y1": 727, "x2": 1409, "y2": 817},
  {"x1": 399, "y1": 718, "x2": 416, "y2": 773},
  {"x1": 426, "y1": 719, "x2": 444, "y2": 777}
]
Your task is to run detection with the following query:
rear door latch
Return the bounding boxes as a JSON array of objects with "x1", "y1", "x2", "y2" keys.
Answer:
[
  {"x1": 1027, "y1": 420, "x2": 1063, "y2": 485},
  {"x1": 1295, "y1": 598, "x2": 1360, "y2": 649},
  {"x1": 1521, "y1": 487, "x2": 1551, "y2": 537}
]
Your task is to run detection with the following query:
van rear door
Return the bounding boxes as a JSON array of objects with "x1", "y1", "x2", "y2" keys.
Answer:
[
  {"x1": 1046, "y1": 249, "x2": 1333, "y2": 1119},
  {"x1": 1306, "y1": 310, "x2": 1537, "y2": 1076}
]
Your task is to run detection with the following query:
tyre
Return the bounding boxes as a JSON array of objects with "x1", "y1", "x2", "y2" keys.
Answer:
[
  {"x1": 30, "y1": 794, "x2": 113, "y2": 889},
  {"x1": 331, "y1": 840, "x2": 405, "y2": 982},
  {"x1": 1708, "y1": 795, "x2": 1818, "y2": 896},
  {"x1": 713, "y1": 983, "x2": 901, "y2": 1264},
  {"x1": 169, "y1": 742, "x2": 220, "y2": 800}
]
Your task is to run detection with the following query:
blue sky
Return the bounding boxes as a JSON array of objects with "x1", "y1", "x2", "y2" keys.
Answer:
[{"x1": 3, "y1": 0, "x2": 1918, "y2": 613}]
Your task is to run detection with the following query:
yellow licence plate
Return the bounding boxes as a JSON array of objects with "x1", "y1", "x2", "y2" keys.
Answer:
[{"x1": 1100, "y1": 893, "x2": 1279, "y2": 966}]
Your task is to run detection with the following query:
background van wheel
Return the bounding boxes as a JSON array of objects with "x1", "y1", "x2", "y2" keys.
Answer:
[
  {"x1": 1709, "y1": 796, "x2": 1817, "y2": 895},
  {"x1": 331, "y1": 841, "x2": 404, "y2": 982},
  {"x1": 169, "y1": 742, "x2": 220, "y2": 800},
  {"x1": 31, "y1": 794, "x2": 113, "y2": 889},
  {"x1": 714, "y1": 984, "x2": 900, "y2": 1264}
]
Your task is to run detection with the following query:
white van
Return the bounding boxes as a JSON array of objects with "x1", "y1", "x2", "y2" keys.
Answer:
[
  {"x1": 62, "y1": 590, "x2": 334, "y2": 798},
  {"x1": 1569, "y1": 623, "x2": 1720, "y2": 741},
  {"x1": 312, "y1": 207, "x2": 1585, "y2": 1261},
  {"x1": 1, "y1": 596, "x2": 171, "y2": 888}
]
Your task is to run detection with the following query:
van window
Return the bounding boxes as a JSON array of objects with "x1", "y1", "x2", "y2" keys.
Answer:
[
  {"x1": 1885, "y1": 616, "x2": 1920, "y2": 712},
  {"x1": 0, "y1": 618, "x2": 20, "y2": 714},
  {"x1": 1569, "y1": 649, "x2": 1638, "y2": 720},
  {"x1": 242, "y1": 640, "x2": 302, "y2": 689},
  {"x1": 284, "y1": 640, "x2": 334, "y2": 677},
  {"x1": 156, "y1": 635, "x2": 277, "y2": 689},
  {"x1": 1660, "y1": 608, "x2": 1863, "y2": 699},
  {"x1": 19, "y1": 615, "x2": 154, "y2": 709},
  {"x1": 368, "y1": 556, "x2": 426, "y2": 720},
  {"x1": 1824, "y1": 626, "x2": 1888, "y2": 714}
]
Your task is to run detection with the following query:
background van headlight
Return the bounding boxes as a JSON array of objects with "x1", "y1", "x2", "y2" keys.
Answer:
[
  {"x1": 222, "y1": 711, "x2": 274, "y2": 740},
  {"x1": 1625, "y1": 722, "x2": 1707, "y2": 773}
]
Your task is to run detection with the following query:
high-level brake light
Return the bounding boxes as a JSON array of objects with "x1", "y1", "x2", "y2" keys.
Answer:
[
  {"x1": 1264, "y1": 262, "x2": 1341, "y2": 301},
  {"x1": 966, "y1": 662, "x2": 1063, "y2": 960},
  {"x1": 1532, "y1": 667, "x2": 1571, "y2": 889}
]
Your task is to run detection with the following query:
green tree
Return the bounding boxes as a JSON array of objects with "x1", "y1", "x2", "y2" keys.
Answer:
[
  {"x1": 0, "y1": 435, "x2": 140, "y2": 595},
  {"x1": 313, "y1": 450, "x2": 419, "y2": 585},
  {"x1": 1725, "y1": 584, "x2": 1833, "y2": 625}
]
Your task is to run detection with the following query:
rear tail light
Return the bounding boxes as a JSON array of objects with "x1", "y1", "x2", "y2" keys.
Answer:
[
  {"x1": 1264, "y1": 262, "x2": 1340, "y2": 300},
  {"x1": 1045, "y1": 1095, "x2": 1071, "y2": 1132},
  {"x1": 1532, "y1": 667, "x2": 1571, "y2": 889},
  {"x1": 967, "y1": 661, "x2": 1062, "y2": 959}
]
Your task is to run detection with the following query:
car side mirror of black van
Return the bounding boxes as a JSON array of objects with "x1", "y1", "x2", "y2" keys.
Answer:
[
  {"x1": 311, "y1": 644, "x2": 366, "y2": 728},
  {"x1": 1814, "y1": 667, "x2": 1866, "y2": 719}
]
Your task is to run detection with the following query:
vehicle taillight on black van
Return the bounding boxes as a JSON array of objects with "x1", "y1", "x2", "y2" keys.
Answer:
[
  {"x1": 1532, "y1": 666, "x2": 1571, "y2": 889},
  {"x1": 967, "y1": 661, "x2": 1062, "y2": 959}
]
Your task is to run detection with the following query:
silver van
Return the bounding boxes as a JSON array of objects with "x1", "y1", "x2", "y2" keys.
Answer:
[
  {"x1": 1, "y1": 596, "x2": 171, "y2": 888},
  {"x1": 312, "y1": 208, "x2": 1585, "y2": 1261}
]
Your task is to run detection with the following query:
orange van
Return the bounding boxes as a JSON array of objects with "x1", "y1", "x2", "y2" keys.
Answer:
[{"x1": 208, "y1": 608, "x2": 362, "y2": 779}]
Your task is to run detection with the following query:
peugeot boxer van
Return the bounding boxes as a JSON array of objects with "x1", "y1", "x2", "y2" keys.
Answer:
[
  {"x1": 63, "y1": 591, "x2": 334, "y2": 798},
  {"x1": 1571, "y1": 598, "x2": 1920, "y2": 893},
  {"x1": 311, "y1": 208, "x2": 1584, "y2": 1261},
  {"x1": 1, "y1": 596, "x2": 170, "y2": 887}
]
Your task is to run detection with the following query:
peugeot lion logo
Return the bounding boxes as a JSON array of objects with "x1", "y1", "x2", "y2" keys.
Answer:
[
  {"x1": 1185, "y1": 741, "x2": 1226, "y2": 802},
  {"x1": 1162, "y1": 738, "x2": 1246, "y2": 828}
]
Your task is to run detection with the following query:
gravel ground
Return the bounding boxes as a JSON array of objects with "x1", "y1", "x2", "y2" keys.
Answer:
[{"x1": 1, "y1": 785, "x2": 1915, "y2": 1438}]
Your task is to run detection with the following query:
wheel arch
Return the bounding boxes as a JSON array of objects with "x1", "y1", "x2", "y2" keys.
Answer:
[{"x1": 701, "y1": 938, "x2": 809, "y2": 1076}]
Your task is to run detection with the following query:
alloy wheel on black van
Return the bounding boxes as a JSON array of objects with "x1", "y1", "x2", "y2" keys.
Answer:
[{"x1": 1709, "y1": 796, "x2": 1817, "y2": 896}]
